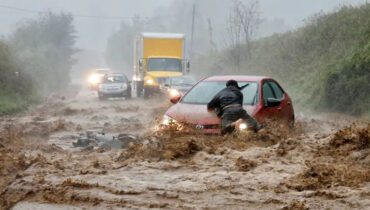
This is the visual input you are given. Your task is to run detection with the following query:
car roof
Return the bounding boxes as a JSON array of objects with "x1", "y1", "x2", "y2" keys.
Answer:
[
  {"x1": 202, "y1": 75, "x2": 270, "y2": 82},
  {"x1": 105, "y1": 73, "x2": 126, "y2": 76},
  {"x1": 94, "y1": 69, "x2": 111, "y2": 72}
]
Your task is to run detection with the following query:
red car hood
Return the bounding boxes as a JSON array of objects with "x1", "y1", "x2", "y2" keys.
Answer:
[{"x1": 165, "y1": 103, "x2": 256, "y2": 125}]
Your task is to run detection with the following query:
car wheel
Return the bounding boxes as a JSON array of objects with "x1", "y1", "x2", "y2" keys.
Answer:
[{"x1": 98, "y1": 93, "x2": 105, "y2": 101}]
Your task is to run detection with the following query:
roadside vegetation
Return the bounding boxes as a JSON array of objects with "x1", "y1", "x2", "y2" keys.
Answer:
[
  {"x1": 0, "y1": 12, "x2": 78, "y2": 115},
  {"x1": 0, "y1": 42, "x2": 35, "y2": 114},
  {"x1": 194, "y1": 3, "x2": 370, "y2": 117}
]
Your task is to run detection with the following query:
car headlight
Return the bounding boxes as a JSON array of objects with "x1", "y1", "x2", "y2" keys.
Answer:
[
  {"x1": 239, "y1": 123, "x2": 248, "y2": 130},
  {"x1": 146, "y1": 79, "x2": 154, "y2": 85},
  {"x1": 133, "y1": 74, "x2": 141, "y2": 81},
  {"x1": 121, "y1": 83, "x2": 128, "y2": 89},
  {"x1": 162, "y1": 115, "x2": 176, "y2": 125},
  {"x1": 169, "y1": 88, "x2": 180, "y2": 97},
  {"x1": 89, "y1": 74, "x2": 100, "y2": 84}
]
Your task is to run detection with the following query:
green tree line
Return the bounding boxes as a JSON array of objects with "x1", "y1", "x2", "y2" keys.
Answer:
[{"x1": 0, "y1": 12, "x2": 78, "y2": 115}]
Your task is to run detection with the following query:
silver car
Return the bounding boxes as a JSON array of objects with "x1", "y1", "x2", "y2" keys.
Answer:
[
  {"x1": 98, "y1": 73, "x2": 131, "y2": 100},
  {"x1": 160, "y1": 75, "x2": 197, "y2": 97}
]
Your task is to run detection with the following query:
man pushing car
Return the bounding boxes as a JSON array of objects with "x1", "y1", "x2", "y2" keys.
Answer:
[{"x1": 207, "y1": 80, "x2": 264, "y2": 135}]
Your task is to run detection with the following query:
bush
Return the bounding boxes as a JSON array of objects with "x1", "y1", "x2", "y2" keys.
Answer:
[
  {"x1": 0, "y1": 12, "x2": 77, "y2": 115},
  {"x1": 193, "y1": 3, "x2": 370, "y2": 117},
  {"x1": 9, "y1": 12, "x2": 78, "y2": 94},
  {"x1": 0, "y1": 42, "x2": 35, "y2": 115},
  {"x1": 323, "y1": 29, "x2": 370, "y2": 115}
]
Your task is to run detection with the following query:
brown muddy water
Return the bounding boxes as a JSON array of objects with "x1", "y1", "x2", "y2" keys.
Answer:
[{"x1": 0, "y1": 85, "x2": 369, "y2": 210}]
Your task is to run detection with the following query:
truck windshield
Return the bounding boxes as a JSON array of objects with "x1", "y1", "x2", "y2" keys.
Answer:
[{"x1": 147, "y1": 58, "x2": 182, "y2": 72}]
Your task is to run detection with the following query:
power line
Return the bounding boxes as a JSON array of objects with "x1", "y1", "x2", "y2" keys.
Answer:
[
  {"x1": 0, "y1": 4, "x2": 139, "y2": 20},
  {"x1": 0, "y1": 4, "x2": 38, "y2": 13}
]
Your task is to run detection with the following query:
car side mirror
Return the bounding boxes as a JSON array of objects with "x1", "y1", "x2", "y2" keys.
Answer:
[
  {"x1": 170, "y1": 95, "x2": 181, "y2": 104},
  {"x1": 266, "y1": 98, "x2": 281, "y2": 107}
]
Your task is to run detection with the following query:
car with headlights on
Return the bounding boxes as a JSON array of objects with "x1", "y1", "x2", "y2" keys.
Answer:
[
  {"x1": 161, "y1": 75, "x2": 197, "y2": 97},
  {"x1": 162, "y1": 75, "x2": 294, "y2": 134},
  {"x1": 98, "y1": 73, "x2": 131, "y2": 100},
  {"x1": 88, "y1": 69, "x2": 112, "y2": 90}
]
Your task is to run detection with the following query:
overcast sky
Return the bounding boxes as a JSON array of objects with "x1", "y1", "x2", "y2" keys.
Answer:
[{"x1": 0, "y1": 0, "x2": 367, "y2": 52}]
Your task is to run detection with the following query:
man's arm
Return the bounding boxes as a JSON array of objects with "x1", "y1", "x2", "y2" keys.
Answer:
[
  {"x1": 237, "y1": 90, "x2": 244, "y2": 105},
  {"x1": 207, "y1": 92, "x2": 221, "y2": 112}
]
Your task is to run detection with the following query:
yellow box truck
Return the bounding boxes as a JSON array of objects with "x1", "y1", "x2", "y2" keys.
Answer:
[{"x1": 132, "y1": 33, "x2": 190, "y2": 98}]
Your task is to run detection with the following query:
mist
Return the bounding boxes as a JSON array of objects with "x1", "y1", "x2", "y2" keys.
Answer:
[
  {"x1": 0, "y1": 0, "x2": 368, "y2": 82},
  {"x1": 1, "y1": 0, "x2": 367, "y2": 54}
]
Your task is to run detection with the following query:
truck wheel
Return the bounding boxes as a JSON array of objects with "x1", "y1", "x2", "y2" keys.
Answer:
[
  {"x1": 136, "y1": 88, "x2": 142, "y2": 97},
  {"x1": 144, "y1": 87, "x2": 151, "y2": 99},
  {"x1": 136, "y1": 81, "x2": 143, "y2": 97}
]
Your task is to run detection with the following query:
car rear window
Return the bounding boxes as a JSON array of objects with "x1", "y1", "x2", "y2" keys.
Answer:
[{"x1": 181, "y1": 81, "x2": 258, "y2": 105}]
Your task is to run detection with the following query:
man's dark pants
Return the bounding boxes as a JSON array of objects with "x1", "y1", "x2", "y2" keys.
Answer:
[{"x1": 221, "y1": 107, "x2": 260, "y2": 135}]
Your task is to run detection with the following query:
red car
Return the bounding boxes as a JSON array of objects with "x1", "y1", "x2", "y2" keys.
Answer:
[{"x1": 162, "y1": 75, "x2": 294, "y2": 134}]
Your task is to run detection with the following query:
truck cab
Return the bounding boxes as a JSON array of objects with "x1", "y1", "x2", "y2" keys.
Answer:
[{"x1": 133, "y1": 33, "x2": 190, "y2": 98}]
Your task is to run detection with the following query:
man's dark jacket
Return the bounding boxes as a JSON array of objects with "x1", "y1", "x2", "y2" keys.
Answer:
[{"x1": 207, "y1": 86, "x2": 243, "y2": 117}]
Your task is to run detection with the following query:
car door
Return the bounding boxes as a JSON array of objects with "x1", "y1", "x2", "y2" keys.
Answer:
[
  {"x1": 268, "y1": 80, "x2": 290, "y2": 121},
  {"x1": 259, "y1": 80, "x2": 281, "y2": 121}
]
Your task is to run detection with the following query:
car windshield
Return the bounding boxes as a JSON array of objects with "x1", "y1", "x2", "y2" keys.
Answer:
[
  {"x1": 181, "y1": 81, "x2": 258, "y2": 105},
  {"x1": 147, "y1": 58, "x2": 182, "y2": 72},
  {"x1": 103, "y1": 76, "x2": 126, "y2": 83},
  {"x1": 171, "y1": 76, "x2": 196, "y2": 86}
]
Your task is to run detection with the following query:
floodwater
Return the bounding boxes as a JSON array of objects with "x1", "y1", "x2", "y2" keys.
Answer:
[{"x1": 0, "y1": 85, "x2": 369, "y2": 210}]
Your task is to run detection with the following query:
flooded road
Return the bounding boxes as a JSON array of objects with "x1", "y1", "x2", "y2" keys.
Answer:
[{"x1": 0, "y1": 85, "x2": 369, "y2": 210}]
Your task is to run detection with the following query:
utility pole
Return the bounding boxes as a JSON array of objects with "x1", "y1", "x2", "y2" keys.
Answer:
[
  {"x1": 190, "y1": 3, "x2": 196, "y2": 59},
  {"x1": 207, "y1": 18, "x2": 217, "y2": 52}
]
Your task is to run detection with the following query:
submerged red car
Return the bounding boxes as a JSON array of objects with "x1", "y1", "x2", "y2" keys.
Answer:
[{"x1": 162, "y1": 75, "x2": 295, "y2": 134}]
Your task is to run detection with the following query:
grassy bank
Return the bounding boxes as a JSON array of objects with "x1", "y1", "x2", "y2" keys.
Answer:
[
  {"x1": 0, "y1": 95, "x2": 31, "y2": 115},
  {"x1": 194, "y1": 3, "x2": 370, "y2": 117}
]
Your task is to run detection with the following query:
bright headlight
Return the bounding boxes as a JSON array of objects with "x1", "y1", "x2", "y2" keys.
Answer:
[
  {"x1": 133, "y1": 74, "x2": 139, "y2": 81},
  {"x1": 169, "y1": 89, "x2": 180, "y2": 97},
  {"x1": 89, "y1": 74, "x2": 100, "y2": 84},
  {"x1": 239, "y1": 123, "x2": 248, "y2": 130},
  {"x1": 146, "y1": 79, "x2": 154, "y2": 84},
  {"x1": 162, "y1": 115, "x2": 176, "y2": 125}
]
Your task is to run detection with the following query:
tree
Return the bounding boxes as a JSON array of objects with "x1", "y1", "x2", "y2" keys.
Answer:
[
  {"x1": 9, "y1": 12, "x2": 78, "y2": 94},
  {"x1": 105, "y1": 16, "x2": 146, "y2": 76},
  {"x1": 225, "y1": 0, "x2": 260, "y2": 70}
]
